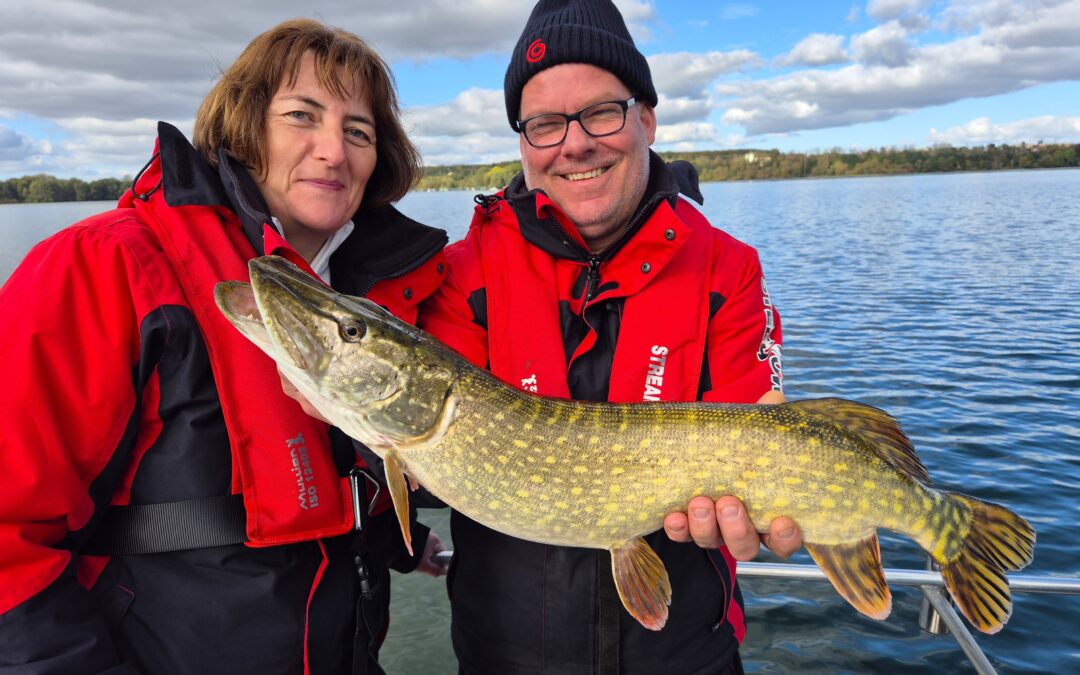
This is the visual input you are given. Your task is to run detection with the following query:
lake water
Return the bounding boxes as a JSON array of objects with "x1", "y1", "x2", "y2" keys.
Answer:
[{"x1": 2, "y1": 169, "x2": 1077, "y2": 673}]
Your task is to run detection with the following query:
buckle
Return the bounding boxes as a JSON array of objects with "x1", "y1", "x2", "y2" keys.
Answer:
[{"x1": 348, "y1": 466, "x2": 383, "y2": 532}]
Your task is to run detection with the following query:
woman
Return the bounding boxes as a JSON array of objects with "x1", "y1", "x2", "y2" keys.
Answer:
[{"x1": 0, "y1": 19, "x2": 446, "y2": 674}]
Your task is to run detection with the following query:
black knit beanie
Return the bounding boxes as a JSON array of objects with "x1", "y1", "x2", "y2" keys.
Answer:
[{"x1": 504, "y1": 0, "x2": 657, "y2": 131}]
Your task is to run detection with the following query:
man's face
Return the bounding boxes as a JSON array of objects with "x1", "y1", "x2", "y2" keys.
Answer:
[{"x1": 518, "y1": 63, "x2": 656, "y2": 253}]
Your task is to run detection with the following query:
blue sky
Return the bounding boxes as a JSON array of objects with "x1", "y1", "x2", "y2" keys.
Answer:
[{"x1": 1, "y1": 0, "x2": 1078, "y2": 179}]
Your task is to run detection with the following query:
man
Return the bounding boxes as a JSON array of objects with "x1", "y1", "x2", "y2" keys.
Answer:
[{"x1": 419, "y1": 1, "x2": 803, "y2": 672}]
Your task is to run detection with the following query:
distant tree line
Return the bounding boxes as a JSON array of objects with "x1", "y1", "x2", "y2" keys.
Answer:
[
  {"x1": 0, "y1": 174, "x2": 130, "y2": 204},
  {"x1": 3, "y1": 143, "x2": 1077, "y2": 202},
  {"x1": 417, "y1": 142, "x2": 1079, "y2": 191},
  {"x1": 662, "y1": 142, "x2": 1080, "y2": 183}
]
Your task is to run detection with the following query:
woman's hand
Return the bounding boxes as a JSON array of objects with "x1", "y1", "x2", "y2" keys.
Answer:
[
  {"x1": 279, "y1": 367, "x2": 331, "y2": 423},
  {"x1": 414, "y1": 531, "x2": 449, "y2": 577}
]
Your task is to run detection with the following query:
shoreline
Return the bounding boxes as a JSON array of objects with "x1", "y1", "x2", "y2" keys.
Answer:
[{"x1": 2, "y1": 163, "x2": 1077, "y2": 204}]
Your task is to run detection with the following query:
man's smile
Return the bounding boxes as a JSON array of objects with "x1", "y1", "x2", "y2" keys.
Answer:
[{"x1": 561, "y1": 167, "x2": 607, "y2": 182}]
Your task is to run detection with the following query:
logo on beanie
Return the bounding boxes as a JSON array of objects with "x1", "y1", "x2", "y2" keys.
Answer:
[{"x1": 526, "y1": 38, "x2": 546, "y2": 63}]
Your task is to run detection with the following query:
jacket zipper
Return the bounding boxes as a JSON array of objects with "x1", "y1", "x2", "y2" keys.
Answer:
[
  {"x1": 581, "y1": 196, "x2": 661, "y2": 309},
  {"x1": 584, "y1": 255, "x2": 602, "y2": 303}
]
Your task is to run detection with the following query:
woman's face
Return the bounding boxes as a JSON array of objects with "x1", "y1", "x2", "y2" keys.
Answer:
[{"x1": 256, "y1": 51, "x2": 378, "y2": 261}]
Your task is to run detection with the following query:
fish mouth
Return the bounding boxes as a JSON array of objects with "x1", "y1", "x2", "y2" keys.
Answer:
[
  {"x1": 215, "y1": 258, "x2": 336, "y2": 372},
  {"x1": 214, "y1": 281, "x2": 274, "y2": 353},
  {"x1": 216, "y1": 256, "x2": 408, "y2": 410},
  {"x1": 251, "y1": 258, "x2": 337, "y2": 371}
]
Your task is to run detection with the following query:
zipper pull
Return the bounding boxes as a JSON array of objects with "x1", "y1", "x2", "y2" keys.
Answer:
[
  {"x1": 473, "y1": 193, "x2": 502, "y2": 215},
  {"x1": 585, "y1": 255, "x2": 602, "y2": 302}
]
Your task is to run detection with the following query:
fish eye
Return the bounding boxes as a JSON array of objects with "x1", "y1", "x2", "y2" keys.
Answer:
[{"x1": 340, "y1": 320, "x2": 366, "y2": 342}]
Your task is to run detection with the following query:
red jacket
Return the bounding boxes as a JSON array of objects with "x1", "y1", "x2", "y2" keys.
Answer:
[
  {"x1": 420, "y1": 155, "x2": 783, "y2": 674},
  {"x1": 0, "y1": 123, "x2": 446, "y2": 674}
]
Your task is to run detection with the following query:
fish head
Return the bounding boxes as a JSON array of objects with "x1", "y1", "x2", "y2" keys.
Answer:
[{"x1": 214, "y1": 255, "x2": 457, "y2": 452}]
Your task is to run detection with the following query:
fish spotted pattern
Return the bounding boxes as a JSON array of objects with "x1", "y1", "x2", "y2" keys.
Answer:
[{"x1": 215, "y1": 255, "x2": 1035, "y2": 634}]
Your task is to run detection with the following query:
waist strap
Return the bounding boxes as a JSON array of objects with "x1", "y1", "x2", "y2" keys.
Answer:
[
  {"x1": 80, "y1": 495, "x2": 247, "y2": 555},
  {"x1": 79, "y1": 467, "x2": 387, "y2": 556}
]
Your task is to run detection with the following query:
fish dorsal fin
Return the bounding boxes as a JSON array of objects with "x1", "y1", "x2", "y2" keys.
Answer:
[
  {"x1": 383, "y1": 451, "x2": 413, "y2": 556},
  {"x1": 610, "y1": 537, "x2": 672, "y2": 631},
  {"x1": 788, "y1": 398, "x2": 930, "y2": 483},
  {"x1": 805, "y1": 532, "x2": 892, "y2": 621}
]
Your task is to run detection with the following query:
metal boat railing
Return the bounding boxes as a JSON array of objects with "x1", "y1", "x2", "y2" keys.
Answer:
[
  {"x1": 736, "y1": 561, "x2": 1080, "y2": 675},
  {"x1": 431, "y1": 551, "x2": 1078, "y2": 673}
]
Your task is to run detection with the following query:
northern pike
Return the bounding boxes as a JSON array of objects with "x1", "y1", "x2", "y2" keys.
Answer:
[{"x1": 215, "y1": 255, "x2": 1035, "y2": 634}]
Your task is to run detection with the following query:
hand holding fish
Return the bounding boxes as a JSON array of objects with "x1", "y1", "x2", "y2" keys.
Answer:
[
  {"x1": 280, "y1": 367, "x2": 331, "y2": 423},
  {"x1": 664, "y1": 495, "x2": 803, "y2": 560},
  {"x1": 415, "y1": 531, "x2": 449, "y2": 578}
]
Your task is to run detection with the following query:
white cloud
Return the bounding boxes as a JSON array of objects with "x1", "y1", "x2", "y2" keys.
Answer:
[
  {"x1": 867, "y1": 0, "x2": 932, "y2": 21},
  {"x1": 781, "y1": 34, "x2": 850, "y2": 67},
  {"x1": 1, "y1": 0, "x2": 1077, "y2": 176},
  {"x1": 404, "y1": 88, "x2": 517, "y2": 167},
  {"x1": 939, "y1": 0, "x2": 1069, "y2": 33},
  {"x1": 54, "y1": 117, "x2": 172, "y2": 175},
  {"x1": 928, "y1": 115, "x2": 1080, "y2": 145},
  {"x1": 0, "y1": 1, "x2": 545, "y2": 122},
  {"x1": 0, "y1": 0, "x2": 546, "y2": 177},
  {"x1": 977, "y1": 0, "x2": 1080, "y2": 49},
  {"x1": 614, "y1": 0, "x2": 659, "y2": 43},
  {"x1": 718, "y1": 0, "x2": 1080, "y2": 136},
  {"x1": 0, "y1": 125, "x2": 51, "y2": 164},
  {"x1": 405, "y1": 88, "x2": 509, "y2": 138},
  {"x1": 411, "y1": 132, "x2": 519, "y2": 168},
  {"x1": 851, "y1": 21, "x2": 914, "y2": 66},
  {"x1": 648, "y1": 50, "x2": 762, "y2": 98},
  {"x1": 655, "y1": 95, "x2": 714, "y2": 124},
  {"x1": 718, "y1": 4, "x2": 760, "y2": 20},
  {"x1": 655, "y1": 121, "x2": 718, "y2": 145}
]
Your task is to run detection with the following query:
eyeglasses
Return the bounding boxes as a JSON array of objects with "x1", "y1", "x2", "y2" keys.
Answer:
[{"x1": 517, "y1": 97, "x2": 637, "y2": 149}]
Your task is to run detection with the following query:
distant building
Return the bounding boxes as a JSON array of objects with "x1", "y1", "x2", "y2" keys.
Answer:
[{"x1": 744, "y1": 152, "x2": 757, "y2": 163}]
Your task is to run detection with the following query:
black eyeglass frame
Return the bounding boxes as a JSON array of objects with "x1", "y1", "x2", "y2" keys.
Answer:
[{"x1": 517, "y1": 97, "x2": 638, "y2": 148}]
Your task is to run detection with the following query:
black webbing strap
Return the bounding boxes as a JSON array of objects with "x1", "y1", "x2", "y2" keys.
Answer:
[
  {"x1": 80, "y1": 495, "x2": 247, "y2": 555},
  {"x1": 597, "y1": 552, "x2": 620, "y2": 675}
]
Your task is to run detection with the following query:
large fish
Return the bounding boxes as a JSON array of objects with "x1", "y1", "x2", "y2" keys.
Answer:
[{"x1": 215, "y1": 256, "x2": 1035, "y2": 634}]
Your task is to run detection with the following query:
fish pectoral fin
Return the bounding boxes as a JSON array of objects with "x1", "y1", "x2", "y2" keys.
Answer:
[
  {"x1": 805, "y1": 532, "x2": 892, "y2": 621},
  {"x1": 383, "y1": 452, "x2": 413, "y2": 556},
  {"x1": 610, "y1": 538, "x2": 672, "y2": 631}
]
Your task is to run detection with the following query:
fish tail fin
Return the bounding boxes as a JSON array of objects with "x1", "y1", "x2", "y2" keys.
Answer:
[{"x1": 937, "y1": 493, "x2": 1035, "y2": 634}]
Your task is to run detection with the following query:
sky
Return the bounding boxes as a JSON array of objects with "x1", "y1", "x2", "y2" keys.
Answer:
[{"x1": 1, "y1": 0, "x2": 1078, "y2": 180}]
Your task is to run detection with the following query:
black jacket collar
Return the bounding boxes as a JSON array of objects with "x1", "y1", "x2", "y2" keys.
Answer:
[
  {"x1": 500, "y1": 151, "x2": 704, "y2": 262},
  {"x1": 153, "y1": 122, "x2": 447, "y2": 292}
]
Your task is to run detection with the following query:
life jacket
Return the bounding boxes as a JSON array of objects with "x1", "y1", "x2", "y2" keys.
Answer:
[
  {"x1": 118, "y1": 131, "x2": 445, "y2": 547},
  {"x1": 481, "y1": 189, "x2": 713, "y2": 405},
  {"x1": 430, "y1": 157, "x2": 782, "y2": 673}
]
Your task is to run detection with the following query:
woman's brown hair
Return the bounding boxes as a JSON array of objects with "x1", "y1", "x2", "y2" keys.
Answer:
[{"x1": 193, "y1": 18, "x2": 421, "y2": 208}]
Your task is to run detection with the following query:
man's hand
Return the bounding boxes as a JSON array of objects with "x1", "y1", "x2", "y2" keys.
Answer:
[
  {"x1": 663, "y1": 388, "x2": 803, "y2": 560},
  {"x1": 414, "y1": 531, "x2": 449, "y2": 577},
  {"x1": 279, "y1": 368, "x2": 331, "y2": 423},
  {"x1": 663, "y1": 495, "x2": 802, "y2": 560}
]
